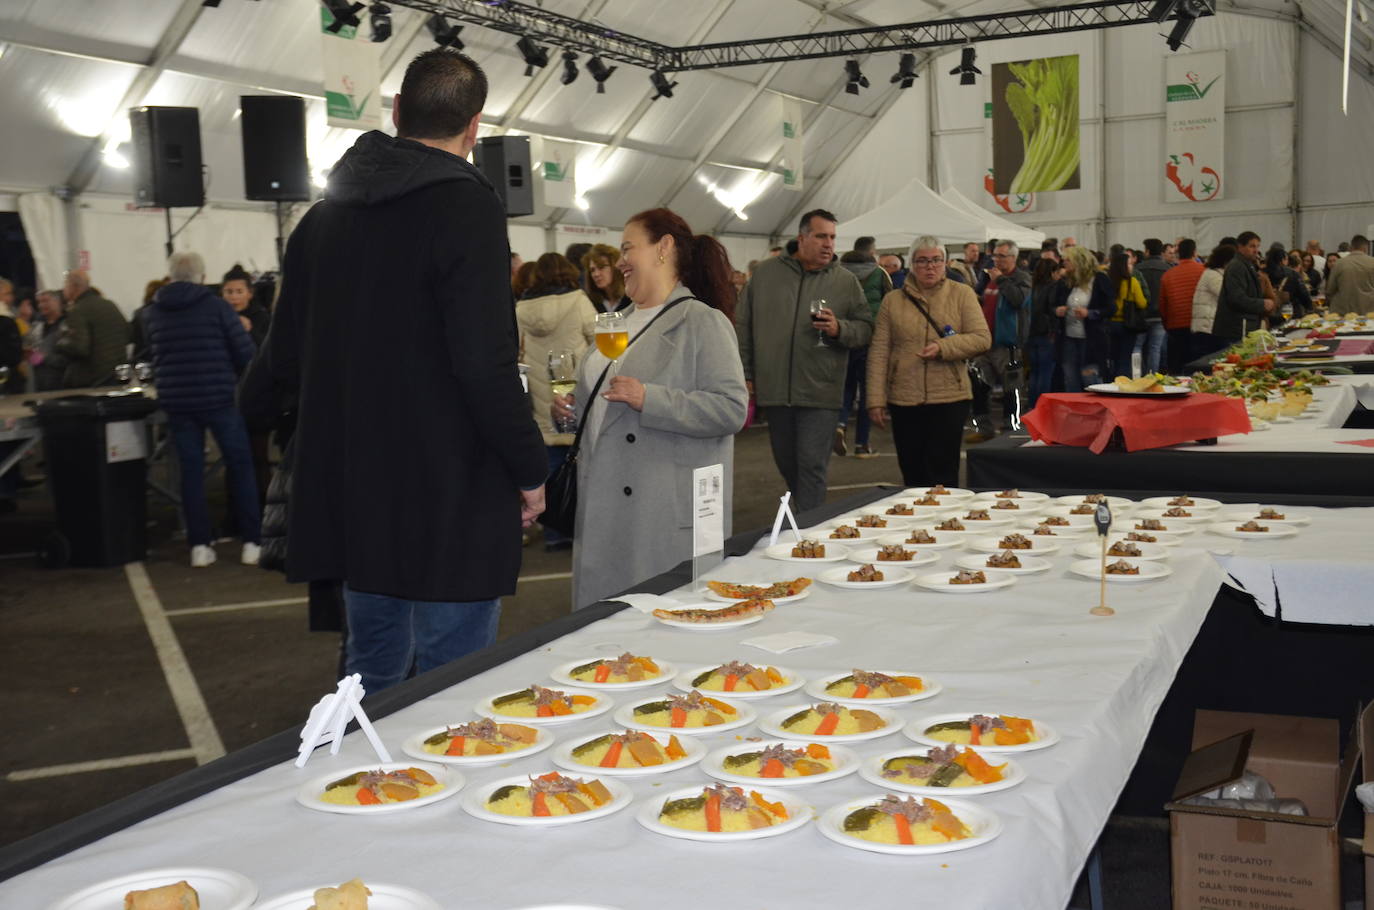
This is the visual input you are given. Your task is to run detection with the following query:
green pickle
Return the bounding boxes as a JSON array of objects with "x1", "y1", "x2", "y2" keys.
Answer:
[
  {"x1": 633, "y1": 700, "x2": 670, "y2": 716},
  {"x1": 722, "y1": 751, "x2": 762, "y2": 769},
  {"x1": 487, "y1": 784, "x2": 523, "y2": 803},
  {"x1": 843, "y1": 806, "x2": 881, "y2": 832},
  {"x1": 491, "y1": 688, "x2": 533, "y2": 707},
  {"x1": 571, "y1": 734, "x2": 612, "y2": 758}
]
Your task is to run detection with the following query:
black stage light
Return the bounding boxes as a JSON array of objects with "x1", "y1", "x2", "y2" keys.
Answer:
[
  {"x1": 586, "y1": 56, "x2": 617, "y2": 94},
  {"x1": 426, "y1": 13, "x2": 463, "y2": 49},
  {"x1": 844, "y1": 59, "x2": 870, "y2": 95},
  {"x1": 649, "y1": 70, "x2": 678, "y2": 100},
  {"x1": 517, "y1": 36, "x2": 550, "y2": 76},
  {"x1": 1149, "y1": 0, "x2": 1181, "y2": 21},
  {"x1": 1165, "y1": 0, "x2": 1208, "y2": 50},
  {"x1": 890, "y1": 53, "x2": 918, "y2": 89},
  {"x1": 950, "y1": 46, "x2": 981, "y2": 85},
  {"x1": 560, "y1": 51, "x2": 580, "y2": 86},
  {"x1": 369, "y1": 3, "x2": 391, "y2": 42},
  {"x1": 202, "y1": 0, "x2": 222, "y2": 7},
  {"x1": 322, "y1": 0, "x2": 365, "y2": 33}
]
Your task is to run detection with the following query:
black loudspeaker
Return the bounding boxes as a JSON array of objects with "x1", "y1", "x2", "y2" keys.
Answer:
[
  {"x1": 472, "y1": 136, "x2": 534, "y2": 217},
  {"x1": 240, "y1": 96, "x2": 311, "y2": 202},
  {"x1": 129, "y1": 106, "x2": 204, "y2": 208}
]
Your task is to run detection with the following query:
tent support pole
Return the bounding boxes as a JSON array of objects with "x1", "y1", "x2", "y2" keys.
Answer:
[
  {"x1": 1098, "y1": 29, "x2": 1108, "y2": 250},
  {"x1": 1291, "y1": 18, "x2": 1302, "y2": 246}
]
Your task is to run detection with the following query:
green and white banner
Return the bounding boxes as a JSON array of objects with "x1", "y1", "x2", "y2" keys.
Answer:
[
  {"x1": 984, "y1": 103, "x2": 1035, "y2": 213},
  {"x1": 539, "y1": 138, "x2": 578, "y2": 209},
  {"x1": 1164, "y1": 50, "x2": 1225, "y2": 203},
  {"x1": 320, "y1": 7, "x2": 381, "y2": 131},
  {"x1": 779, "y1": 97, "x2": 804, "y2": 192},
  {"x1": 989, "y1": 55, "x2": 1080, "y2": 194}
]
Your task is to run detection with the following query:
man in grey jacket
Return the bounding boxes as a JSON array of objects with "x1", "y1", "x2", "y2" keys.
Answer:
[
  {"x1": 1136, "y1": 238, "x2": 1169, "y2": 374},
  {"x1": 736, "y1": 209, "x2": 872, "y2": 513}
]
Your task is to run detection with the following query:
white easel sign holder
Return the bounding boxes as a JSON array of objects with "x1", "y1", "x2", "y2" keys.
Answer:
[
  {"x1": 692, "y1": 463, "x2": 726, "y2": 582},
  {"x1": 295, "y1": 673, "x2": 392, "y2": 768},
  {"x1": 768, "y1": 491, "x2": 804, "y2": 547}
]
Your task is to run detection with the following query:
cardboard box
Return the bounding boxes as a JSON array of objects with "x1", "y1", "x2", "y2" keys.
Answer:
[{"x1": 1166, "y1": 709, "x2": 1360, "y2": 910}]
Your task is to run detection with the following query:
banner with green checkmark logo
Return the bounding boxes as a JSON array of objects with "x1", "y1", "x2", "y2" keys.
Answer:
[
  {"x1": 321, "y1": 6, "x2": 382, "y2": 130},
  {"x1": 1164, "y1": 50, "x2": 1225, "y2": 203}
]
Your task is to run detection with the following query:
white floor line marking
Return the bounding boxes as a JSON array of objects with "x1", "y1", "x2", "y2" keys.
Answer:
[
  {"x1": 124, "y1": 562, "x2": 226, "y2": 765},
  {"x1": 0, "y1": 551, "x2": 37, "y2": 560},
  {"x1": 7, "y1": 748, "x2": 198, "y2": 782},
  {"x1": 518, "y1": 571, "x2": 574, "y2": 583},
  {"x1": 166, "y1": 597, "x2": 309, "y2": 617}
]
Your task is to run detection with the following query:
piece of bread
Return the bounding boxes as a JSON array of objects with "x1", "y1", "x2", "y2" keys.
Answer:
[
  {"x1": 310, "y1": 877, "x2": 372, "y2": 910},
  {"x1": 124, "y1": 881, "x2": 200, "y2": 910},
  {"x1": 1113, "y1": 374, "x2": 1161, "y2": 393}
]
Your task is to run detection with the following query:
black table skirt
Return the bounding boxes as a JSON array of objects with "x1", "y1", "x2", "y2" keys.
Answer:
[{"x1": 966, "y1": 431, "x2": 1374, "y2": 500}]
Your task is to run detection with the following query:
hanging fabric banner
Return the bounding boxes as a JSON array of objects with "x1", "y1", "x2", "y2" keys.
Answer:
[
  {"x1": 779, "y1": 98, "x2": 804, "y2": 192},
  {"x1": 1164, "y1": 50, "x2": 1225, "y2": 203},
  {"x1": 539, "y1": 139, "x2": 578, "y2": 209},
  {"x1": 990, "y1": 55, "x2": 1080, "y2": 194},
  {"x1": 984, "y1": 103, "x2": 1035, "y2": 213},
  {"x1": 320, "y1": 7, "x2": 382, "y2": 131}
]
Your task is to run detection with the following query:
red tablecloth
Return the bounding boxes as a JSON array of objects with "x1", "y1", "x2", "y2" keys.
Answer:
[{"x1": 1022, "y1": 392, "x2": 1252, "y2": 454}]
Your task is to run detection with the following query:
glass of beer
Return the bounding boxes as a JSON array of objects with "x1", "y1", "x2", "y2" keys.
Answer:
[
  {"x1": 595, "y1": 311, "x2": 629, "y2": 374},
  {"x1": 548, "y1": 350, "x2": 578, "y2": 433}
]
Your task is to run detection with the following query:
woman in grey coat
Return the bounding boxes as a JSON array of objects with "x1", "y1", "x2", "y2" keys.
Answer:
[{"x1": 554, "y1": 208, "x2": 749, "y2": 609}]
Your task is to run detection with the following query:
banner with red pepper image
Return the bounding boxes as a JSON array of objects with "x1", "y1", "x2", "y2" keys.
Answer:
[
  {"x1": 984, "y1": 170, "x2": 1036, "y2": 213},
  {"x1": 1164, "y1": 50, "x2": 1225, "y2": 203}
]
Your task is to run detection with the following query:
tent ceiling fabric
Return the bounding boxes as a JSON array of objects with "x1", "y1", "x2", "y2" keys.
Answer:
[{"x1": 0, "y1": 0, "x2": 1369, "y2": 239}]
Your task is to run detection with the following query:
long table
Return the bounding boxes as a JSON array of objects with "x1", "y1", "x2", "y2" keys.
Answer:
[
  {"x1": 0, "y1": 486, "x2": 1229, "y2": 909},
  {"x1": 968, "y1": 377, "x2": 1374, "y2": 497}
]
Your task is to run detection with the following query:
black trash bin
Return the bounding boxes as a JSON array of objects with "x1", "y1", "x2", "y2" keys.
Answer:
[{"x1": 35, "y1": 392, "x2": 159, "y2": 567}]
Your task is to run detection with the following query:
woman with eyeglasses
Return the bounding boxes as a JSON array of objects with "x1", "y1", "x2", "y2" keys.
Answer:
[{"x1": 866, "y1": 236, "x2": 991, "y2": 486}]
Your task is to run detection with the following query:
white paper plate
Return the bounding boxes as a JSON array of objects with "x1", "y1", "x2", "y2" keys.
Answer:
[
  {"x1": 1027, "y1": 520, "x2": 1093, "y2": 536},
  {"x1": 905, "y1": 713, "x2": 1060, "y2": 753},
  {"x1": 966, "y1": 534, "x2": 1061, "y2": 555},
  {"x1": 817, "y1": 565, "x2": 916, "y2": 589},
  {"x1": 549, "y1": 656, "x2": 678, "y2": 690},
  {"x1": 843, "y1": 546, "x2": 941, "y2": 568},
  {"x1": 1217, "y1": 510, "x2": 1312, "y2": 527},
  {"x1": 702, "y1": 741, "x2": 861, "y2": 787},
  {"x1": 971, "y1": 489, "x2": 1052, "y2": 503},
  {"x1": 1205, "y1": 523, "x2": 1300, "y2": 540},
  {"x1": 874, "y1": 532, "x2": 967, "y2": 550},
  {"x1": 833, "y1": 513, "x2": 919, "y2": 530},
  {"x1": 254, "y1": 883, "x2": 441, "y2": 910},
  {"x1": 1037, "y1": 507, "x2": 1102, "y2": 525},
  {"x1": 949, "y1": 513, "x2": 1019, "y2": 529},
  {"x1": 811, "y1": 522, "x2": 905, "y2": 539},
  {"x1": 1067, "y1": 559, "x2": 1174, "y2": 582},
  {"x1": 477, "y1": 687, "x2": 613, "y2": 725},
  {"x1": 1071, "y1": 540, "x2": 1171, "y2": 562},
  {"x1": 912, "y1": 571, "x2": 1016, "y2": 593},
  {"x1": 765, "y1": 542, "x2": 850, "y2": 563},
  {"x1": 817, "y1": 796, "x2": 1003, "y2": 855},
  {"x1": 700, "y1": 582, "x2": 813, "y2": 605},
  {"x1": 954, "y1": 553, "x2": 1051, "y2": 575},
  {"x1": 1131, "y1": 508, "x2": 1215, "y2": 525},
  {"x1": 757, "y1": 704, "x2": 904, "y2": 743},
  {"x1": 802, "y1": 671, "x2": 942, "y2": 706},
  {"x1": 672, "y1": 664, "x2": 805, "y2": 699},
  {"x1": 551, "y1": 728, "x2": 708, "y2": 777},
  {"x1": 1087, "y1": 382, "x2": 1191, "y2": 397},
  {"x1": 1139, "y1": 496, "x2": 1223, "y2": 511},
  {"x1": 613, "y1": 695, "x2": 756, "y2": 736},
  {"x1": 401, "y1": 724, "x2": 555, "y2": 766},
  {"x1": 652, "y1": 603, "x2": 772, "y2": 631},
  {"x1": 49, "y1": 868, "x2": 257, "y2": 910},
  {"x1": 460, "y1": 773, "x2": 633, "y2": 826},
  {"x1": 859, "y1": 747, "x2": 1027, "y2": 796},
  {"x1": 1052, "y1": 494, "x2": 1135, "y2": 510},
  {"x1": 635, "y1": 785, "x2": 813, "y2": 842},
  {"x1": 893, "y1": 486, "x2": 977, "y2": 500},
  {"x1": 1123, "y1": 519, "x2": 1196, "y2": 537},
  {"x1": 294, "y1": 762, "x2": 462, "y2": 815}
]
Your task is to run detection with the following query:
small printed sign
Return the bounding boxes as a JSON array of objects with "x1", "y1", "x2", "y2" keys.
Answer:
[{"x1": 692, "y1": 464, "x2": 724, "y2": 558}]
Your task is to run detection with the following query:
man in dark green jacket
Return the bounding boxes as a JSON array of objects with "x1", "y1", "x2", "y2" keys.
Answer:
[
  {"x1": 1214, "y1": 231, "x2": 1275, "y2": 342},
  {"x1": 736, "y1": 209, "x2": 872, "y2": 513},
  {"x1": 56, "y1": 270, "x2": 129, "y2": 388}
]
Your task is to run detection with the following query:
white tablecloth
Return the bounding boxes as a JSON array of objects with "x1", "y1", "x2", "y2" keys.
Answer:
[
  {"x1": 1211, "y1": 504, "x2": 1374, "y2": 625},
  {"x1": 1, "y1": 517, "x2": 1229, "y2": 910}
]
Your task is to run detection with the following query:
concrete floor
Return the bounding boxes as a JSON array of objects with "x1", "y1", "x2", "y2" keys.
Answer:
[{"x1": 3, "y1": 422, "x2": 1364, "y2": 907}]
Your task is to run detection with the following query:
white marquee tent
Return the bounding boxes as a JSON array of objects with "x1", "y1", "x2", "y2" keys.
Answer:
[
  {"x1": 939, "y1": 187, "x2": 1048, "y2": 251},
  {"x1": 1, "y1": 0, "x2": 1372, "y2": 315},
  {"x1": 837, "y1": 177, "x2": 1045, "y2": 250}
]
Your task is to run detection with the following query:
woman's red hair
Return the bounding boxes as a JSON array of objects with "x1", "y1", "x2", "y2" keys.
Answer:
[{"x1": 627, "y1": 207, "x2": 736, "y2": 322}]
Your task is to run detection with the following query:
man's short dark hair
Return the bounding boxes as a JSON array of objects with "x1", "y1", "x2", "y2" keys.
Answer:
[
  {"x1": 564, "y1": 243, "x2": 592, "y2": 267},
  {"x1": 1041, "y1": 238, "x2": 1058, "y2": 251},
  {"x1": 1178, "y1": 238, "x2": 1197, "y2": 260},
  {"x1": 1109, "y1": 243, "x2": 1124, "y2": 256},
  {"x1": 397, "y1": 49, "x2": 488, "y2": 139},
  {"x1": 1338, "y1": 242, "x2": 1351, "y2": 252},
  {"x1": 1352, "y1": 234, "x2": 1370, "y2": 251},
  {"x1": 1219, "y1": 236, "x2": 1238, "y2": 247},
  {"x1": 1143, "y1": 238, "x2": 1164, "y2": 257},
  {"x1": 799, "y1": 209, "x2": 837, "y2": 234},
  {"x1": 1237, "y1": 231, "x2": 1261, "y2": 247},
  {"x1": 854, "y1": 236, "x2": 876, "y2": 253},
  {"x1": 785, "y1": 238, "x2": 800, "y2": 255}
]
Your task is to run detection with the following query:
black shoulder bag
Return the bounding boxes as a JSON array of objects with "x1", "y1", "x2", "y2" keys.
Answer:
[
  {"x1": 539, "y1": 296, "x2": 692, "y2": 537},
  {"x1": 902, "y1": 289, "x2": 990, "y2": 398}
]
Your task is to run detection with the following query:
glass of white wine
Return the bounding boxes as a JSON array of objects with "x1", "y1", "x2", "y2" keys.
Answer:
[
  {"x1": 548, "y1": 350, "x2": 578, "y2": 433},
  {"x1": 594, "y1": 311, "x2": 629, "y2": 375}
]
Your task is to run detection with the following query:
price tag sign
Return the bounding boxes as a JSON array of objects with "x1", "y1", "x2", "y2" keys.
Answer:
[{"x1": 692, "y1": 464, "x2": 724, "y2": 558}]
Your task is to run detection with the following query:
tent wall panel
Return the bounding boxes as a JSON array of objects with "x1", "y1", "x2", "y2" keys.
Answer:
[{"x1": 1297, "y1": 33, "x2": 1374, "y2": 209}]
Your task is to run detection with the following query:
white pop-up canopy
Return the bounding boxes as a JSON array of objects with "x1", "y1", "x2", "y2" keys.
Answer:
[
  {"x1": 939, "y1": 186, "x2": 1047, "y2": 249},
  {"x1": 836, "y1": 178, "x2": 1006, "y2": 251}
]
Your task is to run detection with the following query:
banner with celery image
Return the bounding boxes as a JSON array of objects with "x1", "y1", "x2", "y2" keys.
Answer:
[{"x1": 990, "y1": 55, "x2": 1080, "y2": 194}]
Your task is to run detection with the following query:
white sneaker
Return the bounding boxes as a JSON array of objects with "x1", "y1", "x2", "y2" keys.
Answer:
[
  {"x1": 190, "y1": 545, "x2": 217, "y2": 568},
  {"x1": 241, "y1": 542, "x2": 261, "y2": 566}
]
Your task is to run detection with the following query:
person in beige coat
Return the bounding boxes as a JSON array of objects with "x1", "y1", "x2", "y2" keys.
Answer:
[
  {"x1": 516, "y1": 253, "x2": 597, "y2": 550},
  {"x1": 866, "y1": 235, "x2": 991, "y2": 486}
]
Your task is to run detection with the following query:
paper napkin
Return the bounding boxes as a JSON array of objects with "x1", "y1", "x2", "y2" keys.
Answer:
[
  {"x1": 741, "y1": 631, "x2": 838, "y2": 653},
  {"x1": 611, "y1": 593, "x2": 688, "y2": 614}
]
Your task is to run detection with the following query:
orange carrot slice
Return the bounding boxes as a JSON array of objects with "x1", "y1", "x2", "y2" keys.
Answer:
[
  {"x1": 569, "y1": 695, "x2": 596, "y2": 706},
  {"x1": 445, "y1": 735, "x2": 466, "y2": 756},
  {"x1": 760, "y1": 758, "x2": 785, "y2": 777},
  {"x1": 548, "y1": 701, "x2": 572, "y2": 716},
  {"x1": 670, "y1": 706, "x2": 687, "y2": 728},
  {"x1": 750, "y1": 790, "x2": 788, "y2": 818},
  {"x1": 532, "y1": 791, "x2": 551, "y2": 816},
  {"x1": 723, "y1": 674, "x2": 739, "y2": 692},
  {"x1": 852, "y1": 683, "x2": 870, "y2": 698},
  {"x1": 356, "y1": 787, "x2": 381, "y2": 805},
  {"x1": 594, "y1": 664, "x2": 611, "y2": 683},
  {"x1": 701, "y1": 696, "x2": 737, "y2": 715},
  {"x1": 814, "y1": 712, "x2": 840, "y2": 736},
  {"x1": 600, "y1": 740, "x2": 624, "y2": 767},
  {"x1": 969, "y1": 725, "x2": 981, "y2": 745},
  {"x1": 893, "y1": 813, "x2": 914, "y2": 845},
  {"x1": 805, "y1": 743, "x2": 831, "y2": 760},
  {"x1": 536, "y1": 705, "x2": 553, "y2": 717},
  {"x1": 704, "y1": 794, "x2": 722, "y2": 832}
]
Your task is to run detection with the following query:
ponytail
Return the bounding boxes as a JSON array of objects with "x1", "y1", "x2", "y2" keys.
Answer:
[{"x1": 628, "y1": 207, "x2": 738, "y2": 322}]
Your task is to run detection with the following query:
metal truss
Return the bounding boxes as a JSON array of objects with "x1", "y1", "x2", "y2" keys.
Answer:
[{"x1": 386, "y1": 0, "x2": 1215, "y2": 72}]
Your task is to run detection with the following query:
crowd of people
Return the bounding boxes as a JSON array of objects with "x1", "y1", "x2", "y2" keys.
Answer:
[{"x1": 5, "y1": 46, "x2": 1374, "y2": 695}]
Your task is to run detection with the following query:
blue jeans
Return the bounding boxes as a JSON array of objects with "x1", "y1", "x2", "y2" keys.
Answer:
[
  {"x1": 1060, "y1": 336, "x2": 1086, "y2": 392},
  {"x1": 167, "y1": 407, "x2": 261, "y2": 547},
  {"x1": 1025, "y1": 335, "x2": 1055, "y2": 409},
  {"x1": 343, "y1": 586, "x2": 501, "y2": 693},
  {"x1": 1142, "y1": 321, "x2": 1166, "y2": 374},
  {"x1": 544, "y1": 446, "x2": 570, "y2": 546},
  {"x1": 1106, "y1": 322, "x2": 1140, "y2": 379},
  {"x1": 837, "y1": 348, "x2": 870, "y2": 448}
]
